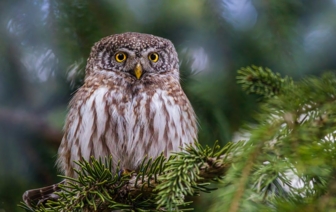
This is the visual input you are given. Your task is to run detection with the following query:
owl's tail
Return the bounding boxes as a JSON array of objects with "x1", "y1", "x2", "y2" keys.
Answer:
[{"x1": 22, "y1": 180, "x2": 65, "y2": 208}]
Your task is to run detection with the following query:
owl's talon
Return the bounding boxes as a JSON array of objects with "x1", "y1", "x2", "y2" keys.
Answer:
[{"x1": 118, "y1": 168, "x2": 132, "y2": 179}]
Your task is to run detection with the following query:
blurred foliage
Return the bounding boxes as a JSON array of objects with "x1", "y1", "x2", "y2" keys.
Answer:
[
  {"x1": 236, "y1": 65, "x2": 293, "y2": 99},
  {"x1": 209, "y1": 69, "x2": 336, "y2": 212},
  {"x1": 1, "y1": 0, "x2": 336, "y2": 211}
]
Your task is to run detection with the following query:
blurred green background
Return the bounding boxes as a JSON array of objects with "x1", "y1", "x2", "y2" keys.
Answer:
[{"x1": 1, "y1": 0, "x2": 336, "y2": 211}]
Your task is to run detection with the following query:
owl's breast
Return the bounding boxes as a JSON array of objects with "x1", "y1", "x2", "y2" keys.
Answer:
[
  {"x1": 110, "y1": 85, "x2": 196, "y2": 169},
  {"x1": 61, "y1": 85, "x2": 197, "y2": 173}
]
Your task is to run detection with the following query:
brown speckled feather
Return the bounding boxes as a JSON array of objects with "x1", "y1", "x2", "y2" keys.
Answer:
[{"x1": 23, "y1": 32, "x2": 198, "y2": 206}]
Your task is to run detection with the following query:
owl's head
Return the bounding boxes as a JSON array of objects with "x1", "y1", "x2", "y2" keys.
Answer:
[{"x1": 86, "y1": 32, "x2": 180, "y2": 81}]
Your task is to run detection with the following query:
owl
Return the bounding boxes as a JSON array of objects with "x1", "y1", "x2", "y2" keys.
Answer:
[{"x1": 23, "y1": 32, "x2": 198, "y2": 205}]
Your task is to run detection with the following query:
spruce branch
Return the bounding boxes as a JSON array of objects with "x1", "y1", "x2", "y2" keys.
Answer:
[
  {"x1": 155, "y1": 142, "x2": 232, "y2": 211},
  {"x1": 236, "y1": 65, "x2": 293, "y2": 98},
  {"x1": 209, "y1": 70, "x2": 336, "y2": 212},
  {"x1": 20, "y1": 141, "x2": 233, "y2": 212}
]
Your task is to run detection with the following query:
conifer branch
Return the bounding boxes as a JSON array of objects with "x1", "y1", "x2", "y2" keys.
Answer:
[
  {"x1": 236, "y1": 65, "x2": 293, "y2": 98},
  {"x1": 209, "y1": 69, "x2": 336, "y2": 211},
  {"x1": 19, "y1": 141, "x2": 233, "y2": 211}
]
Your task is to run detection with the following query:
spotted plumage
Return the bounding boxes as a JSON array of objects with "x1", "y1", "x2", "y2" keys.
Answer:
[
  {"x1": 23, "y1": 32, "x2": 197, "y2": 206},
  {"x1": 56, "y1": 32, "x2": 197, "y2": 176}
]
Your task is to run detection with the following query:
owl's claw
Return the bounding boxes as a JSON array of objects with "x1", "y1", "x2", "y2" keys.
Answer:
[{"x1": 118, "y1": 168, "x2": 132, "y2": 179}]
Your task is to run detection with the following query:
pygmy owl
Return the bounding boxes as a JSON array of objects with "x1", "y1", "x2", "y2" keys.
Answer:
[{"x1": 23, "y1": 32, "x2": 198, "y2": 205}]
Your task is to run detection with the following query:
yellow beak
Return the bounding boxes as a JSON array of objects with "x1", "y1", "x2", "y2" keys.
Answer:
[{"x1": 134, "y1": 63, "x2": 143, "y2": 79}]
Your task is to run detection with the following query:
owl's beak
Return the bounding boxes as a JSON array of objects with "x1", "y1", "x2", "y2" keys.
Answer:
[{"x1": 133, "y1": 63, "x2": 143, "y2": 79}]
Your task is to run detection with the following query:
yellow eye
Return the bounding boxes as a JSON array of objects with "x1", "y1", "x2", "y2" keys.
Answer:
[
  {"x1": 148, "y1": 52, "x2": 159, "y2": 62},
  {"x1": 115, "y1": 52, "x2": 127, "y2": 62}
]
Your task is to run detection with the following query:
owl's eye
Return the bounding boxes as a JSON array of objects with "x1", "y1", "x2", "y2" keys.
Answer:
[
  {"x1": 148, "y1": 52, "x2": 159, "y2": 62},
  {"x1": 115, "y1": 52, "x2": 127, "y2": 63}
]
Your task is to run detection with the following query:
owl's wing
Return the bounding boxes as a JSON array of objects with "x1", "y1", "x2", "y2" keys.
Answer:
[{"x1": 22, "y1": 180, "x2": 65, "y2": 208}]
